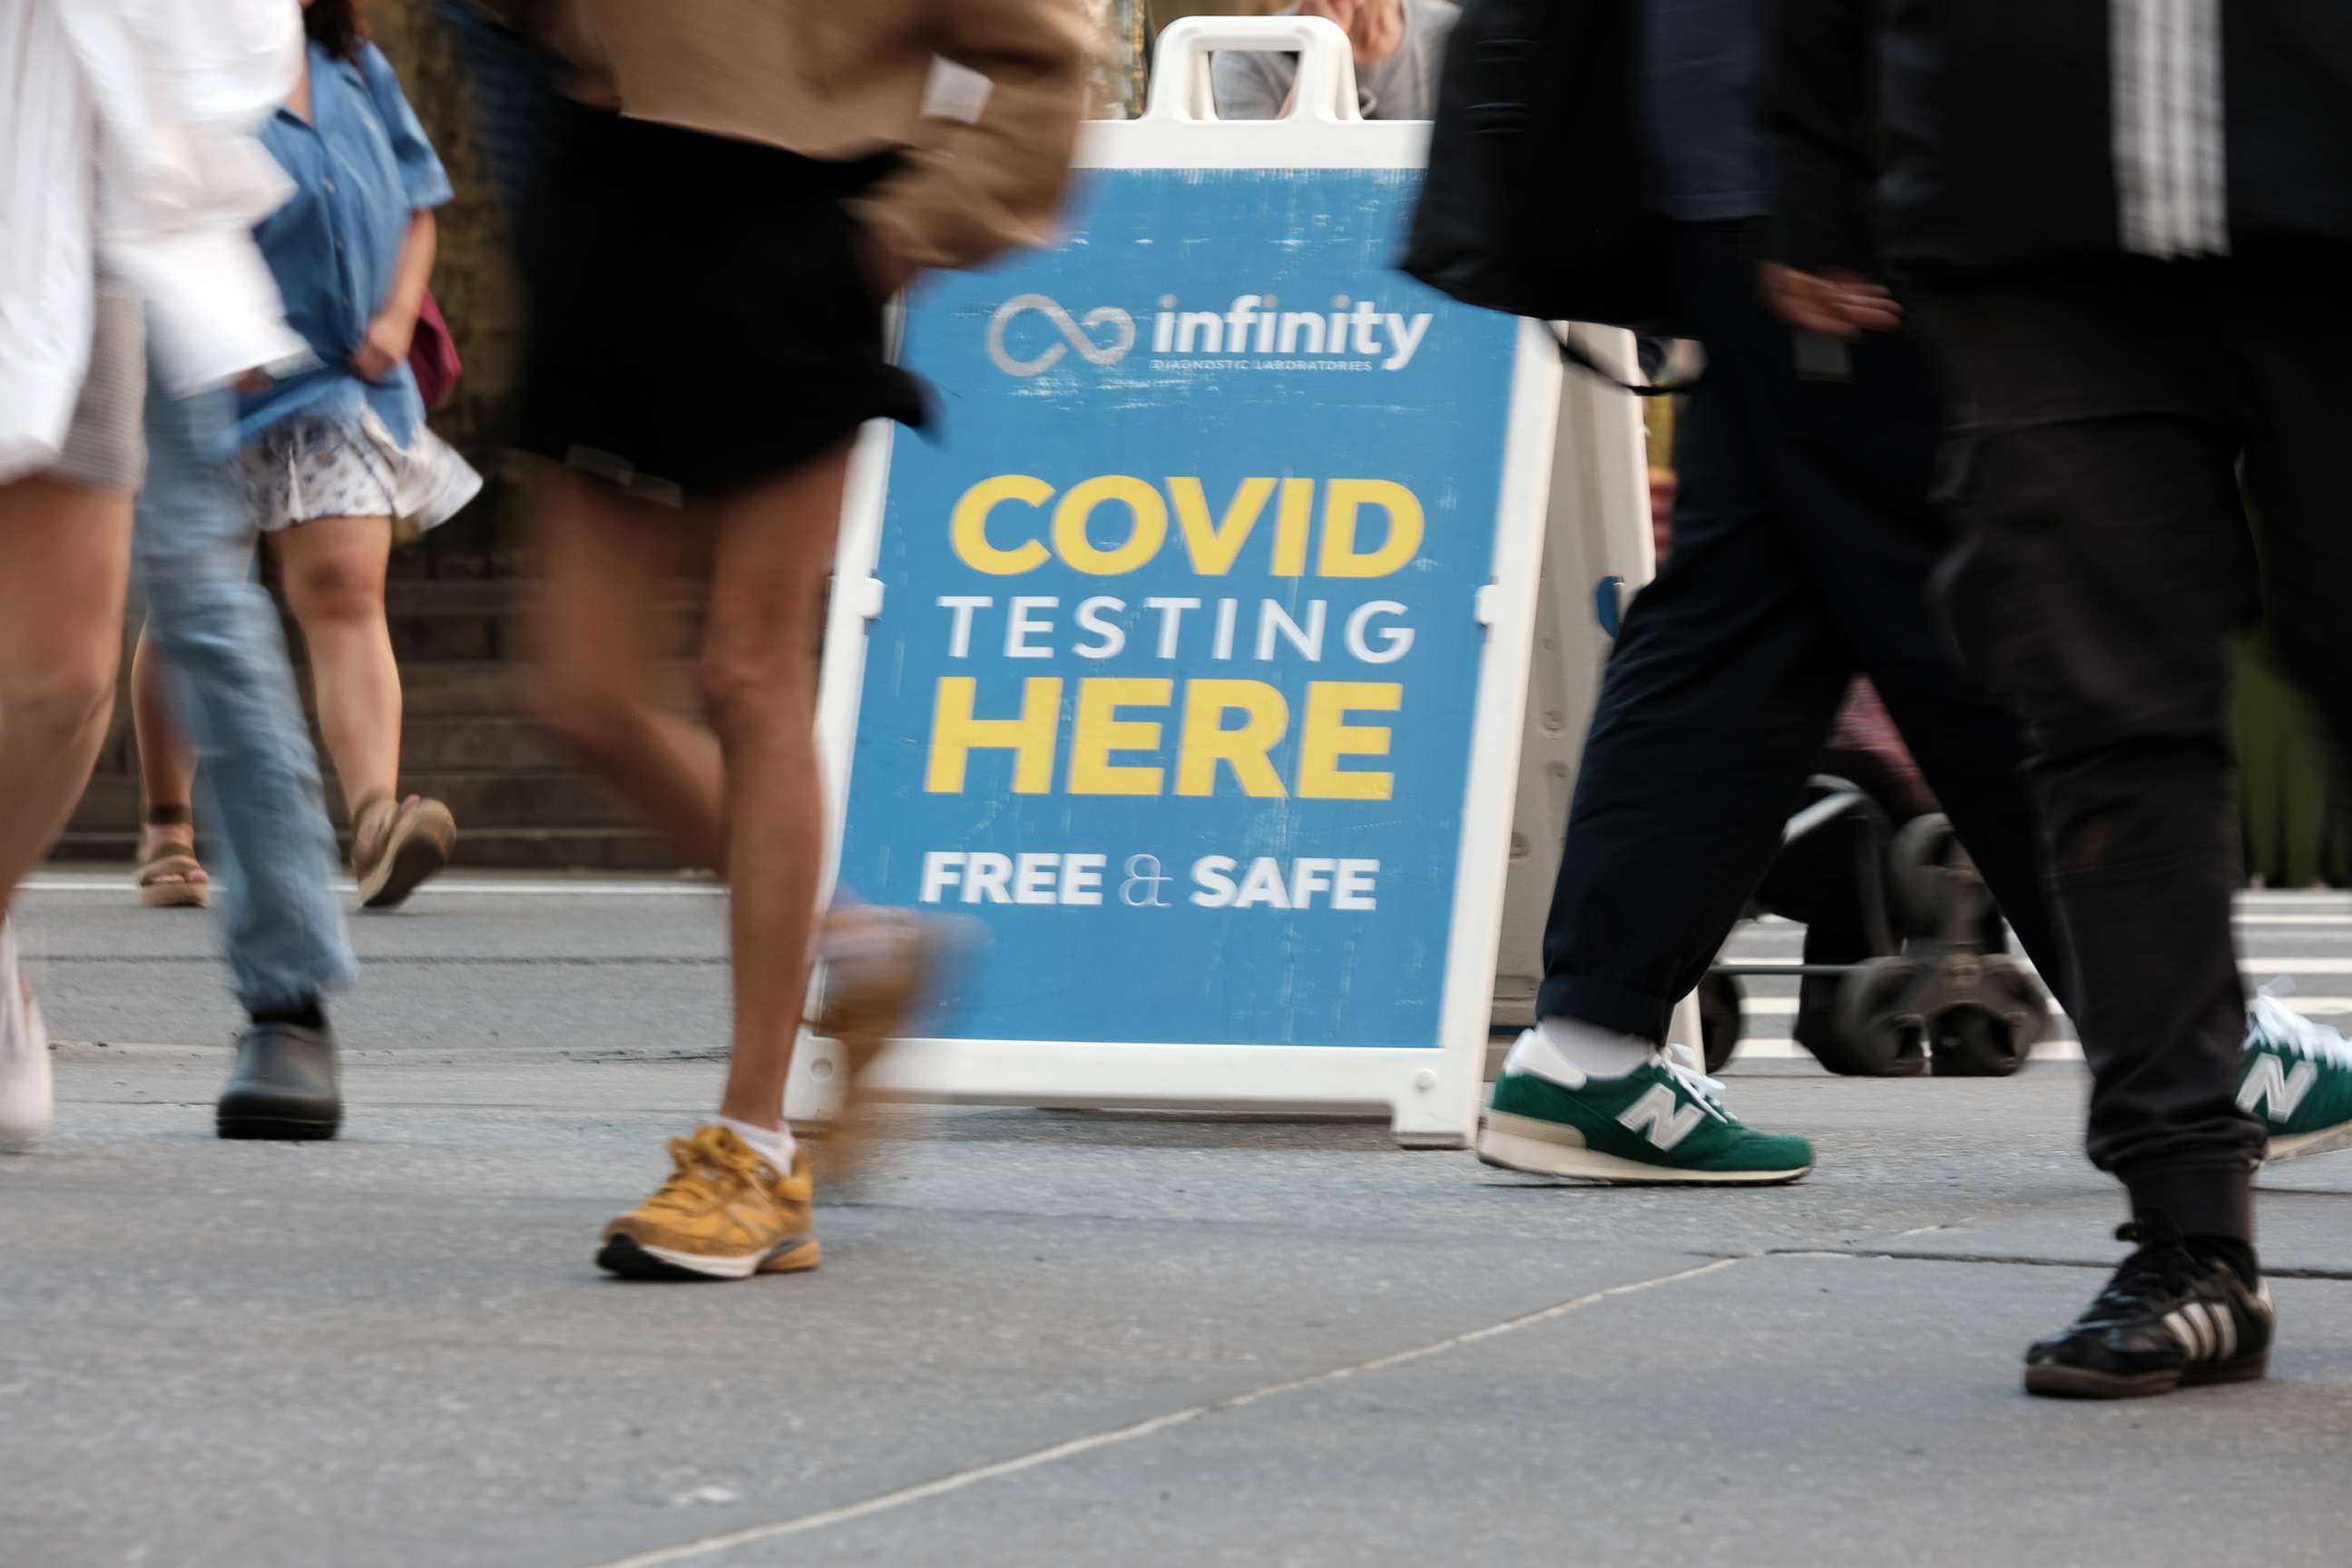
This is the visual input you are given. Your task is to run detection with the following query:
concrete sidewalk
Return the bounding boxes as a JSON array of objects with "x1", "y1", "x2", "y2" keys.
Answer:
[{"x1": 5, "y1": 880, "x2": 2349, "y2": 1567}]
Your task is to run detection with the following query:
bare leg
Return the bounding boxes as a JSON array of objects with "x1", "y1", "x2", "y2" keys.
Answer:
[
  {"x1": 532, "y1": 471, "x2": 727, "y2": 869},
  {"x1": 699, "y1": 445, "x2": 850, "y2": 1131},
  {"x1": 132, "y1": 622, "x2": 201, "y2": 808},
  {"x1": 269, "y1": 516, "x2": 399, "y2": 816},
  {"x1": 0, "y1": 477, "x2": 134, "y2": 905},
  {"x1": 130, "y1": 622, "x2": 208, "y2": 894}
]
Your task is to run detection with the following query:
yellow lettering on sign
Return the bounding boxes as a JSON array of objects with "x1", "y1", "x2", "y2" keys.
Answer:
[
  {"x1": 1067, "y1": 678, "x2": 1172, "y2": 796},
  {"x1": 1052, "y1": 475, "x2": 1167, "y2": 575},
  {"x1": 926, "y1": 676, "x2": 1063, "y2": 793},
  {"x1": 1176, "y1": 680, "x2": 1289, "y2": 799},
  {"x1": 1271, "y1": 476, "x2": 1315, "y2": 577},
  {"x1": 949, "y1": 475, "x2": 1053, "y2": 575},
  {"x1": 944, "y1": 475, "x2": 1428, "y2": 578},
  {"x1": 1318, "y1": 479, "x2": 1424, "y2": 578},
  {"x1": 1298, "y1": 681, "x2": 1400, "y2": 799},
  {"x1": 1168, "y1": 476, "x2": 1276, "y2": 575}
]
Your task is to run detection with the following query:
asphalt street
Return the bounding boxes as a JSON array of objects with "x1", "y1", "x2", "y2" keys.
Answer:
[{"x1": 5, "y1": 875, "x2": 2350, "y2": 1567}]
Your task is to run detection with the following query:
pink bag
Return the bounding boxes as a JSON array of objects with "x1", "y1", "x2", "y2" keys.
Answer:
[{"x1": 408, "y1": 289, "x2": 462, "y2": 410}]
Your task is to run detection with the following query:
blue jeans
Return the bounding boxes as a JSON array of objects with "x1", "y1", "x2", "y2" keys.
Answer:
[{"x1": 135, "y1": 370, "x2": 356, "y2": 1014}]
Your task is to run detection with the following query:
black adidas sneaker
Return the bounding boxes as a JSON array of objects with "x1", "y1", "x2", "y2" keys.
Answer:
[{"x1": 2024, "y1": 1220, "x2": 2273, "y2": 1399}]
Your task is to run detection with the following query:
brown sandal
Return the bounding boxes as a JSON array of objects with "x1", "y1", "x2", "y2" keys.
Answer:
[
  {"x1": 350, "y1": 793, "x2": 457, "y2": 910},
  {"x1": 135, "y1": 806, "x2": 211, "y2": 910}
]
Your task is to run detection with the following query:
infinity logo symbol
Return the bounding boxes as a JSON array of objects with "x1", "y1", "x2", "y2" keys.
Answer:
[{"x1": 986, "y1": 293, "x2": 1137, "y2": 377}]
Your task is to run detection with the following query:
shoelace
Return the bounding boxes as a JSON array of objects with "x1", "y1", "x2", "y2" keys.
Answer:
[
  {"x1": 1657, "y1": 1043, "x2": 1732, "y2": 1123},
  {"x1": 641, "y1": 1134, "x2": 751, "y2": 1215},
  {"x1": 2079, "y1": 1220, "x2": 2201, "y2": 1325},
  {"x1": 2249, "y1": 980, "x2": 2352, "y2": 1069}
]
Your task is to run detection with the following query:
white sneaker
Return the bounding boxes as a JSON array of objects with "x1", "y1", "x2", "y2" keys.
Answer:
[{"x1": 0, "y1": 921, "x2": 54, "y2": 1153}]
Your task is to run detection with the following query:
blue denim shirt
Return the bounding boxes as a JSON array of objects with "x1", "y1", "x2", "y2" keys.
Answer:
[{"x1": 238, "y1": 43, "x2": 454, "y2": 450}]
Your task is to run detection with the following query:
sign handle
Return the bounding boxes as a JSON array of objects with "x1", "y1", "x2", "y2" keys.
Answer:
[{"x1": 1142, "y1": 15, "x2": 1363, "y2": 125}]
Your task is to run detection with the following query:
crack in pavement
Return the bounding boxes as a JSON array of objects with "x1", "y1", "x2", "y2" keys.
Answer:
[
  {"x1": 1740, "y1": 1247, "x2": 2352, "y2": 1281},
  {"x1": 582, "y1": 1258, "x2": 1744, "y2": 1567}
]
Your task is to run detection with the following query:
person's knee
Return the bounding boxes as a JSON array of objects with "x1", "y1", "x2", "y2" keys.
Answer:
[
  {"x1": 699, "y1": 639, "x2": 808, "y2": 747},
  {"x1": 285, "y1": 546, "x2": 384, "y2": 630},
  {"x1": 0, "y1": 645, "x2": 119, "y2": 750}
]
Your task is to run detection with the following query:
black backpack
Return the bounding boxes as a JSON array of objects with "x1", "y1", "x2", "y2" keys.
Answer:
[{"x1": 1400, "y1": 0, "x2": 1675, "y2": 358}]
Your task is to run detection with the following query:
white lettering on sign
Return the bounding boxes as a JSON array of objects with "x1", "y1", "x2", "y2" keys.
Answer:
[
  {"x1": 920, "y1": 851, "x2": 1106, "y2": 906},
  {"x1": 1150, "y1": 295, "x2": 1434, "y2": 371},
  {"x1": 1189, "y1": 857, "x2": 1379, "y2": 911}
]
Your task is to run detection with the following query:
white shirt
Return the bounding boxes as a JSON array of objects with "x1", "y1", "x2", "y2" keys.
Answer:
[{"x1": 0, "y1": 0, "x2": 309, "y2": 482}]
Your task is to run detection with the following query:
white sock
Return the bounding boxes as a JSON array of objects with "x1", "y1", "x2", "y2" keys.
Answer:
[
  {"x1": 717, "y1": 1115, "x2": 796, "y2": 1169},
  {"x1": 1504, "y1": 1016, "x2": 1654, "y2": 1087}
]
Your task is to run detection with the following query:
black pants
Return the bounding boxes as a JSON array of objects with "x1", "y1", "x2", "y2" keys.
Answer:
[
  {"x1": 1918, "y1": 252, "x2": 2352, "y2": 1242},
  {"x1": 1540, "y1": 222, "x2": 2069, "y2": 1044}
]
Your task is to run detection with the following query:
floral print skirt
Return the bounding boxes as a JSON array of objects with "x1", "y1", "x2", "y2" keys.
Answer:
[{"x1": 238, "y1": 409, "x2": 483, "y2": 543}]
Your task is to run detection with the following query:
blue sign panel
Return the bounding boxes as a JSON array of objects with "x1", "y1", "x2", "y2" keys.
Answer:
[{"x1": 836, "y1": 167, "x2": 1518, "y2": 1048}]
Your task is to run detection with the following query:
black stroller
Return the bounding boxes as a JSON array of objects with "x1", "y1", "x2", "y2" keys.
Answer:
[{"x1": 1698, "y1": 775, "x2": 2052, "y2": 1078}]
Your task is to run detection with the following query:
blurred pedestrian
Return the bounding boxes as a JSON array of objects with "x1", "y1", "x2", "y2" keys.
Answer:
[
  {"x1": 131, "y1": 0, "x2": 478, "y2": 913},
  {"x1": 436, "y1": 0, "x2": 975, "y2": 1179},
  {"x1": 507, "y1": 0, "x2": 1090, "y2": 1280},
  {"x1": 1213, "y1": 0, "x2": 1457, "y2": 121},
  {"x1": 1474, "y1": 0, "x2": 2071, "y2": 1186},
  {"x1": 435, "y1": 0, "x2": 558, "y2": 224},
  {"x1": 2, "y1": 0, "x2": 357, "y2": 1150},
  {"x1": 1771, "y1": 0, "x2": 2352, "y2": 1397}
]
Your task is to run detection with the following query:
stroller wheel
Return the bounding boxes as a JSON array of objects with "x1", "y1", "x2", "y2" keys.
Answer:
[
  {"x1": 1698, "y1": 972, "x2": 1744, "y2": 1074},
  {"x1": 1818, "y1": 957, "x2": 1930, "y2": 1076},
  {"x1": 1927, "y1": 1007, "x2": 2024, "y2": 1077},
  {"x1": 1890, "y1": 814, "x2": 1964, "y2": 933},
  {"x1": 1927, "y1": 965, "x2": 2049, "y2": 1078}
]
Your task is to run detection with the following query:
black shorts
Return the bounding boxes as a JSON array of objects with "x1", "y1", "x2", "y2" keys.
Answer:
[{"x1": 512, "y1": 102, "x2": 928, "y2": 502}]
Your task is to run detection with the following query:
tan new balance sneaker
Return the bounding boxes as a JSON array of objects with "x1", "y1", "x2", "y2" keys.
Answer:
[{"x1": 597, "y1": 1124, "x2": 820, "y2": 1280}]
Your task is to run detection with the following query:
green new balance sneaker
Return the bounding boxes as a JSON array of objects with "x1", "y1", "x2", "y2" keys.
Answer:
[
  {"x1": 2239, "y1": 985, "x2": 2352, "y2": 1163},
  {"x1": 1477, "y1": 1042, "x2": 1814, "y2": 1184}
]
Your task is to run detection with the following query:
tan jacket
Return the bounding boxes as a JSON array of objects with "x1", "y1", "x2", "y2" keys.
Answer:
[{"x1": 518, "y1": 1, "x2": 1091, "y2": 275}]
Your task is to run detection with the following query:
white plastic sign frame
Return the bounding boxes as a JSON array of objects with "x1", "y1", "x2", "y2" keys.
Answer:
[{"x1": 790, "y1": 17, "x2": 1563, "y2": 1146}]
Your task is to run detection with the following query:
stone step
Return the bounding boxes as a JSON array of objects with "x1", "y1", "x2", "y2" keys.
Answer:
[
  {"x1": 387, "y1": 717, "x2": 575, "y2": 772},
  {"x1": 99, "y1": 713, "x2": 589, "y2": 775},
  {"x1": 71, "y1": 769, "x2": 638, "y2": 835},
  {"x1": 253, "y1": 582, "x2": 705, "y2": 666},
  {"x1": 85, "y1": 706, "x2": 573, "y2": 784},
  {"x1": 52, "y1": 826, "x2": 682, "y2": 874},
  {"x1": 296, "y1": 660, "x2": 699, "y2": 719},
  {"x1": 89, "y1": 578, "x2": 716, "y2": 870}
]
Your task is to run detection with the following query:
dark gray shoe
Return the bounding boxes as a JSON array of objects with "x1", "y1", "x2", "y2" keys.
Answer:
[{"x1": 217, "y1": 1022, "x2": 342, "y2": 1141}]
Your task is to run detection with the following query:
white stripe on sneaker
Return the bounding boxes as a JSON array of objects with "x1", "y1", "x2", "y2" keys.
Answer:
[
  {"x1": 2112, "y1": 0, "x2": 2230, "y2": 258},
  {"x1": 2183, "y1": 1300, "x2": 2218, "y2": 1360},
  {"x1": 2188, "y1": 0, "x2": 2228, "y2": 253}
]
